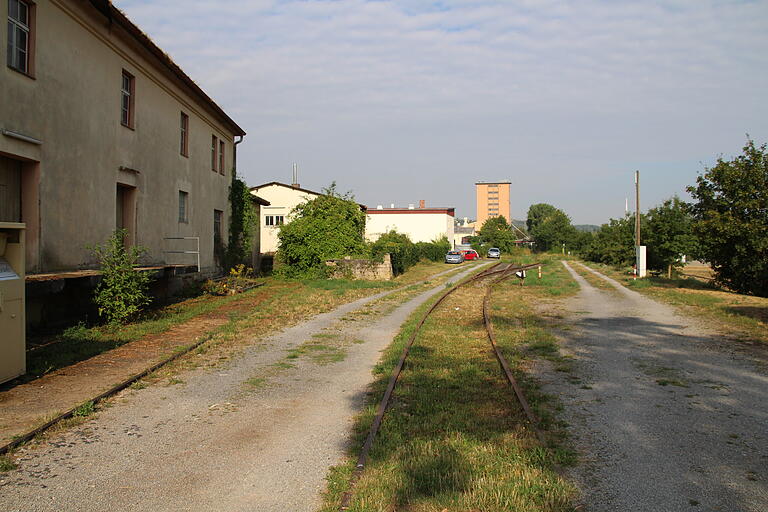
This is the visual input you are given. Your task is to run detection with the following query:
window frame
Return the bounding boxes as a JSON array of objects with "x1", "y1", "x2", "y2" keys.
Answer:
[
  {"x1": 178, "y1": 190, "x2": 189, "y2": 223},
  {"x1": 266, "y1": 215, "x2": 284, "y2": 226},
  {"x1": 180, "y1": 112, "x2": 189, "y2": 156},
  {"x1": 211, "y1": 135, "x2": 218, "y2": 172},
  {"x1": 218, "y1": 140, "x2": 225, "y2": 175},
  {"x1": 213, "y1": 209, "x2": 223, "y2": 242},
  {"x1": 121, "y1": 70, "x2": 135, "y2": 129},
  {"x1": 7, "y1": 0, "x2": 35, "y2": 77}
]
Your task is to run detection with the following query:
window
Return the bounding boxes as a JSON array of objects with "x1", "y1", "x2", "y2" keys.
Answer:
[
  {"x1": 213, "y1": 209, "x2": 223, "y2": 242},
  {"x1": 219, "y1": 140, "x2": 225, "y2": 175},
  {"x1": 265, "y1": 215, "x2": 284, "y2": 226},
  {"x1": 7, "y1": 0, "x2": 32, "y2": 75},
  {"x1": 211, "y1": 135, "x2": 218, "y2": 172},
  {"x1": 178, "y1": 191, "x2": 188, "y2": 223},
  {"x1": 180, "y1": 112, "x2": 189, "y2": 156},
  {"x1": 121, "y1": 70, "x2": 135, "y2": 128}
]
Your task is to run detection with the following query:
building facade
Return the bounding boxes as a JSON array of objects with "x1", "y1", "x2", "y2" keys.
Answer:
[
  {"x1": 365, "y1": 203, "x2": 455, "y2": 244},
  {"x1": 1, "y1": 0, "x2": 245, "y2": 274},
  {"x1": 475, "y1": 181, "x2": 511, "y2": 228}
]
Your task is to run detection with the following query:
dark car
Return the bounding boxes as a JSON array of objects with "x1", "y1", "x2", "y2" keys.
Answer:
[
  {"x1": 445, "y1": 251, "x2": 464, "y2": 264},
  {"x1": 487, "y1": 248, "x2": 501, "y2": 259}
]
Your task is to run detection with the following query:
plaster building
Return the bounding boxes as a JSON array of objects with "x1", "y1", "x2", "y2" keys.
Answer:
[
  {"x1": 365, "y1": 201, "x2": 455, "y2": 244},
  {"x1": 475, "y1": 181, "x2": 511, "y2": 228},
  {"x1": 1, "y1": 0, "x2": 245, "y2": 276}
]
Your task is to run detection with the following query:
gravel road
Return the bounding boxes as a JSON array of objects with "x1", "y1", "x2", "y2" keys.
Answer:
[
  {"x1": 544, "y1": 262, "x2": 768, "y2": 511},
  {"x1": 0, "y1": 263, "x2": 487, "y2": 512}
]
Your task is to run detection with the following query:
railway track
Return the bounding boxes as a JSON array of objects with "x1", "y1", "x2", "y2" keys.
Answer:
[{"x1": 339, "y1": 260, "x2": 545, "y2": 510}]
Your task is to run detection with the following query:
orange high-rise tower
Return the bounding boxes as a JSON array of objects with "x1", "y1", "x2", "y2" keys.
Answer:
[{"x1": 475, "y1": 181, "x2": 511, "y2": 227}]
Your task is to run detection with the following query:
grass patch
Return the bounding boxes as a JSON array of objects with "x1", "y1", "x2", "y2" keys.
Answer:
[
  {"x1": 0, "y1": 454, "x2": 17, "y2": 472},
  {"x1": 287, "y1": 341, "x2": 346, "y2": 365},
  {"x1": 319, "y1": 255, "x2": 576, "y2": 511},
  {"x1": 656, "y1": 379, "x2": 689, "y2": 388},
  {"x1": 73, "y1": 400, "x2": 95, "y2": 418},
  {"x1": 244, "y1": 377, "x2": 267, "y2": 389}
]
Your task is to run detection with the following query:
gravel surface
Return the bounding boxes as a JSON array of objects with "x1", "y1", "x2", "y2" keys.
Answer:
[
  {"x1": 542, "y1": 262, "x2": 768, "y2": 512},
  {"x1": 0, "y1": 263, "x2": 488, "y2": 512}
]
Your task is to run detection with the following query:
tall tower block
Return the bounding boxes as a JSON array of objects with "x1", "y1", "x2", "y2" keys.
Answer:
[{"x1": 475, "y1": 181, "x2": 511, "y2": 227}]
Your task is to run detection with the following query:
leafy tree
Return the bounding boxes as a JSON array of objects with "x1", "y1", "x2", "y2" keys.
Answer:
[
  {"x1": 276, "y1": 183, "x2": 367, "y2": 278},
  {"x1": 415, "y1": 236, "x2": 451, "y2": 262},
  {"x1": 687, "y1": 139, "x2": 768, "y2": 296},
  {"x1": 526, "y1": 204, "x2": 577, "y2": 252},
  {"x1": 582, "y1": 215, "x2": 638, "y2": 266},
  {"x1": 476, "y1": 215, "x2": 516, "y2": 251},
  {"x1": 526, "y1": 203, "x2": 558, "y2": 233},
  {"x1": 91, "y1": 229, "x2": 151, "y2": 325},
  {"x1": 644, "y1": 196, "x2": 699, "y2": 276}
]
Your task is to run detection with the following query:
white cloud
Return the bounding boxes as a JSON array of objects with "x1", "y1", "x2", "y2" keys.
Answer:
[{"x1": 115, "y1": 0, "x2": 768, "y2": 223}]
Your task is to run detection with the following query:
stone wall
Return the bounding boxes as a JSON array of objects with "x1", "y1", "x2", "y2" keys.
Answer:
[{"x1": 325, "y1": 254, "x2": 393, "y2": 281}]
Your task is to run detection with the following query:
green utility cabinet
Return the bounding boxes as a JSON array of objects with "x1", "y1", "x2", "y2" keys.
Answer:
[{"x1": 0, "y1": 222, "x2": 25, "y2": 384}]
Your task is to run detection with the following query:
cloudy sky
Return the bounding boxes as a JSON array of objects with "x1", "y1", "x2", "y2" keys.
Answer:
[{"x1": 115, "y1": 0, "x2": 768, "y2": 224}]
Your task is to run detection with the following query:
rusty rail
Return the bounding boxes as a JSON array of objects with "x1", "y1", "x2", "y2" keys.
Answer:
[{"x1": 339, "y1": 261, "x2": 544, "y2": 510}]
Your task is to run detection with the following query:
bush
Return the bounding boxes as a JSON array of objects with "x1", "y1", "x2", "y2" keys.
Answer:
[
  {"x1": 91, "y1": 229, "x2": 151, "y2": 325},
  {"x1": 277, "y1": 183, "x2": 367, "y2": 278},
  {"x1": 370, "y1": 231, "x2": 418, "y2": 276},
  {"x1": 415, "y1": 236, "x2": 451, "y2": 262}
]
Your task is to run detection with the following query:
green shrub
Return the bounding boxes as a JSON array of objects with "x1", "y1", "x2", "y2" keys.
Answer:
[
  {"x1": 415, "y1": 236, "x2": 451, "y2": 262},
  {"x1": 91, "y1": 229, "x2": 151, "y2": 325},
  {"x1": 371, "y1": 231, "x2": 418, "y2": 275}
]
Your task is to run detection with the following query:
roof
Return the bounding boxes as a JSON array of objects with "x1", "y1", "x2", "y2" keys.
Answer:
[
  {"x1": 475, "y1": 181, "x2": 511, "y2": 185},
  {"x1": 249, "y1": 182, "x2": 367, "y2": 211},
  {"x1": 367, "y1": 207, "x2": 455, "y2": 216},
  {"x1": 250, "y1": 195, "x2": 270, "y2": 206},
  {"x1": 88, "y1": 0, "x2": 245, "y2": 137}
]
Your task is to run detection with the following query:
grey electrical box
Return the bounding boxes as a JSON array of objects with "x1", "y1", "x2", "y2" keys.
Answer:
[{"x1": 0, "y1": 222, "x2": 25, "y2": 384}]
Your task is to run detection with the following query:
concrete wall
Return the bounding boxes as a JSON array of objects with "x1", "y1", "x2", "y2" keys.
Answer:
[
  {"x1": 250, "y1": 184, "x2": 321, "y2": 254},
  {"x1": 0, "y1": 0, "x2": 239, "y2": 274},
  {"x1": 475, "y1": 182, "x2": 511, "y2": 228},
  {"x1": 365, "y1": 210, "x2": 455, "y2": 244}
]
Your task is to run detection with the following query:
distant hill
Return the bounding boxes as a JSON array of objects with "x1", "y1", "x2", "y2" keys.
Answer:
[{"x1": 574, "y1": 224, "x2": 600, "y2": 233}]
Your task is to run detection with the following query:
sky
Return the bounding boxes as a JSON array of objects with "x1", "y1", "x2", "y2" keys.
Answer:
[{"x1": 114, "y1": 0, "x2": 768, "y2": 225}]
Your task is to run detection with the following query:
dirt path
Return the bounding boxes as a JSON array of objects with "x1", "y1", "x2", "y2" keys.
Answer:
[
  {"x1": 542, "y1": 262, "x2": 768, "y2": 511},
  {"x1": 0, "y1": 263, "x2": 488, "y2": 511}
]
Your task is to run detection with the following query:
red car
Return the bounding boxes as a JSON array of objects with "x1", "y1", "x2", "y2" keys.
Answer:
[{"x1": 461, "y1": 249, "x2": 480, "y2": 261}]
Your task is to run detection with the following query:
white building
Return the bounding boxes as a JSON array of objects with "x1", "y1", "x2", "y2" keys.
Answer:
[
  {"x1": 249, "y1": 182, "x2": 324, "y2": 255},
  {"x1": 366, "y1": 202, "x2": 455, "y2": 244}
]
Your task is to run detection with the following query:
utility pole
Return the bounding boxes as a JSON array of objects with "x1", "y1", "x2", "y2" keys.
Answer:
[
  {"x1": 635, "y1": 171, "x2": 640, "y2": 247},
  {"x1": 634, "y1": 170, "x2": 646, "y2": 278}
]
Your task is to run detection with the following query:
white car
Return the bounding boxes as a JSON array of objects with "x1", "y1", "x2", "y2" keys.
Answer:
[{"x1": 487, "y1": 248, "x2": 501, "y2": 259}]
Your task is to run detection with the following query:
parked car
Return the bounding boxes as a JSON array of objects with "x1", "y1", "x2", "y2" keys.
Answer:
[
  {"x1": 487, "y1": 247, "x2": 501, "y2": 259},
  {"x1": 461, "y1": 249, "x2": 480, "y2": 261},
  {"x1": 445, "y1": 251, "x2": 464, "y2": 264}
]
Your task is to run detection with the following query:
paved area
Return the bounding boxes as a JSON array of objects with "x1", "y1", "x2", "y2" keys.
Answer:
[
  {"x1": 0, "y1": 264, "x2": 487, "y2": 511},
  {"x1": 543, "y1": 262, "x2": 768, "y2": 511}
]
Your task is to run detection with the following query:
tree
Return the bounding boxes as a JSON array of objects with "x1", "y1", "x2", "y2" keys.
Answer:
[
  {"x1": 526, "y1": 204, "x2": 577, "y2": 252},
  {"x1": 476, "y1": 215, "x2": 516, "y2": 251},
  {"x1": 582, "y1": 215, "x2": 637, "y2": 266},
  {"x1": 276, "y1": 183, "x2": 367, "y2": 278},
  {"x1": 644, "y1": 196, "x2": 699, "y2": 277},
  {"x1": 687, "y1": 139, "x2": 768, "y2": 296}
]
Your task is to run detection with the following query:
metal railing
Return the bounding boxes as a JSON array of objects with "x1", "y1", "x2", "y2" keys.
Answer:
[{"x1": 163, "y1": 237, "x2": 200, "y2": 272}]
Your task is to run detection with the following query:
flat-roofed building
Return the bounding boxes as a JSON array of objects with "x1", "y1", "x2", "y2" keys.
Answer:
[
  {"x1": 1, "y1": 0, "x2": 245, "y2": 275},
  {"x1": 366, "y1": 201, "x2": 454, "y2": 244},
  {"x1": 475, "y1": 181, "x2": 511, "y2": 227}
]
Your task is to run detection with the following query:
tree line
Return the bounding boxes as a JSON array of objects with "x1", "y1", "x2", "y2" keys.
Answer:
[{"x1": 471, "y1": 140, "x2": 767, "y2": 297}]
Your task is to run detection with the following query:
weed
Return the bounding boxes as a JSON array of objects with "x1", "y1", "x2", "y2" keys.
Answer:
[
  {"x1": 129, "y1": 380, "x2": 148, "y2": 390},
  {"x1": 167, "y1": 377, "x2": 184, "y2": 385},
  {"x1": 73, "y1": 400, "x2": 95, "y2": 417},
  {"x1": 0, "y1": 455, "x2": 17, "y2": 472},
  {"x1": 656, "y1": 379, "x2": 689, "y2": 387},
  {"x1": 244, "y1": 377, "x2": 267, "y2": 389}
]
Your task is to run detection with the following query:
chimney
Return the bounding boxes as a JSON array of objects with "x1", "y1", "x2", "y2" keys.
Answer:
[
  {"x1": 376, "y1": 204, "x2": 383, "y2": 209},
  {"x1": 419, "y1": 199, "x2": 425, "y2": 208},
  {"x1": 390, "y1": 203, "x2": 395, "y2": 208},
  {"x1": 408, "y1": 204, "x2": 414, "y2": 210},
  {"x1": 291, "y1": 163, "x2": 300, "y2": 188}
]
